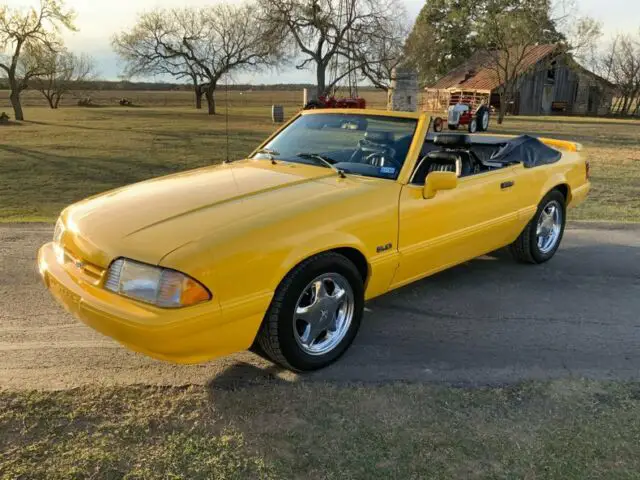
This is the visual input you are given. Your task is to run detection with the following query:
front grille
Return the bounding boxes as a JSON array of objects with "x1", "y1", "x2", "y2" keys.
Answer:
[{"x1": 62, "y1": 248, "x2": 106, "y2": 285}]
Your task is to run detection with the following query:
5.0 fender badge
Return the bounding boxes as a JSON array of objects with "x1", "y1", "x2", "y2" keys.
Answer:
[{"x1": 376, "y1": 243, "x2": 393, "y2": 253}]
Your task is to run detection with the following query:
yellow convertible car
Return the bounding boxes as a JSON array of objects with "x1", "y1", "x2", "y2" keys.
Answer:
[{"x1": 38, "y1": 109, "x2": 590, "y2": 371}]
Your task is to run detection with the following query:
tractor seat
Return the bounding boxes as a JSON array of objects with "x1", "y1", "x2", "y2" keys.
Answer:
[{"x1": 412, "y1": 150, "x2": 473, "y2": 184}]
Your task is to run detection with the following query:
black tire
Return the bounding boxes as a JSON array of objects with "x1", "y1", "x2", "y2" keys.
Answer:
[
  {"x1": 256, "y1": 252, "x2": 364, "y2": 371},
  {"x1": 468, "y1": 118, "x2": 478, "y2": 133},
  {"x1": 509, "y1": 190, "x2": 566, "y2": 264},
  {"x1": 477, "y1": 106, "x2": 490, "y2": 132},
  {"x1": 304, "y1": 100, "x2": 322, "y2": 110},
  {"x1": 448, "y1": 123, "x2": 458, "y2": 130}
]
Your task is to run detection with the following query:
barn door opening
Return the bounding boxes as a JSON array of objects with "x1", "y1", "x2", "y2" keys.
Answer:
[
  {"x1": 587, "y1": 86, "x2": 600, "y2": 115},
  {"x1": 541, "y1": 85, "x2": 553, "y2": 114}
]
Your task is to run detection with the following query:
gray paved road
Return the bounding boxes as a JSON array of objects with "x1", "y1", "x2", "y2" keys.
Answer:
[{"x1": 1, "y1": 223, "x2": 638, "y2": 390}]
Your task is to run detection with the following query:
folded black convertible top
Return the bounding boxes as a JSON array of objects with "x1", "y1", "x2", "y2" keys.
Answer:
[{"x1": 491, "y1": 135, "x2": 562, "y2": 168}]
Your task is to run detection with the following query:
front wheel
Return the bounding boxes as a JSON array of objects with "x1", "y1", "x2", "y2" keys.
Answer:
[
  {"x1": 509, "y1": 190, "x2": 566, "y2": 264},
  {"x1": 468, "y1": 118, "x2": 478, "y2": 133},
  {"x1": 256, "y1": 252, "x2": 364, "y2": 371}
]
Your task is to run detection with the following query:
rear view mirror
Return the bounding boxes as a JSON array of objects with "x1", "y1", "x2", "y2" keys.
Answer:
[{"x1": 423, "y1": 171, "x2": 457, "y2": 199}]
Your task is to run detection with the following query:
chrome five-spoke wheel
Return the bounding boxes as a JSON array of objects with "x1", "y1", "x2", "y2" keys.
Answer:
[
  {"x1": 536, "y1": 200, "x2": 562, "y2": 254},
  {"x1": 256, "y1": 252, "x2": 364, "y2": 371},
  {"x1": 509, "y1": 189, "x2": 566, "y2": 264},
  {"x1": 293, "y1": 273, "x2": 355, "y2": 356}
]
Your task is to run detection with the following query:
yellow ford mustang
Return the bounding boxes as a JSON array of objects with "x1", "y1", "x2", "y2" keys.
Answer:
[{"x1": 38, "y1": 109, "x2": 590, "y2": 371}]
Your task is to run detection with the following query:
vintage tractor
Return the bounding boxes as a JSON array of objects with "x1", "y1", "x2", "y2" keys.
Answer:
[
  {"x1": 304, "y1": 94, "x2": 367, "y2": 110},
  {"x1": 432, "y1": 90, "x2": 491, "y2": 134}
]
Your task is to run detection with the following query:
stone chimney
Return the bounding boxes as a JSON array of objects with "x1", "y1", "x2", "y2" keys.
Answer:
[{"x1": 388, "y1": 67, "x2": 418, "y2": 112}]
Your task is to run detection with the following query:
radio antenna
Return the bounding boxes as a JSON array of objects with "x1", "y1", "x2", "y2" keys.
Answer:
[{"x1": 223, "y1": 77, "x2": 230, "y2": 164}]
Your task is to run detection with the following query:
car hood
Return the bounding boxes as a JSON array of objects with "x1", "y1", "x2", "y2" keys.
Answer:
[{"x1": 61, "y1": 160, "x2": 343, "y2": 268}]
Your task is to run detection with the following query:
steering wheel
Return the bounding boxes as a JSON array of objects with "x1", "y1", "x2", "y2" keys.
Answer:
[{"x1": 364, "y1": 149, "x2": 401, "y2": 170}]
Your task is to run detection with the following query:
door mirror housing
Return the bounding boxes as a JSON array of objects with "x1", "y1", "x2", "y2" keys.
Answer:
[{"x1": 423, "y1": 171, "x2": 457, "y2": 199}]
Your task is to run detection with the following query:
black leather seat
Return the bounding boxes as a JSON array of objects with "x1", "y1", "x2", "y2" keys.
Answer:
[{"x1": 412, "y1": 150, "x2": 474, "y2": 184}]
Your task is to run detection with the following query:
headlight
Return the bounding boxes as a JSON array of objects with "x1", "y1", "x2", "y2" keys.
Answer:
[
  {"x1": 53, "y1": 218, "x2": 65, "y2": 264},
  {"x1": 53, "y1": 218, "x2": 64, "y2": 244},
  {"x1": 104, "y1": 258, "x2": 211, "y2": 308}
]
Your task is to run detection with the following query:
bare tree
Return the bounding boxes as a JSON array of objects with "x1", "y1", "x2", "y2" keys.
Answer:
[
  {"x1": 356, "y1": 20, "x2": 408, "y2": 93},
  {"x1": 261, "y1": 0, "x2": 404, "y2": 98},
  {"x1": 600, "y1": 33, "x2": 640, "y2": 116},
  {"x1": 0, "y1": 0, "x2": 76, "y2": 120},
  {"x1": 113, "y1": 3, "x2": 281, "y2": 114},
  {"x1": 113, "y1": 9, "x2": 205, "y2": 109},
  {"x1": 28, "y1": 50, "x2": 97, "y2": 108}
]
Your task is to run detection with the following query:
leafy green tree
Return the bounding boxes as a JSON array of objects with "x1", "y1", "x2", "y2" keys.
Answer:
[{"x1": 403, "y1": 0, "x2": 478, "y2": 86}]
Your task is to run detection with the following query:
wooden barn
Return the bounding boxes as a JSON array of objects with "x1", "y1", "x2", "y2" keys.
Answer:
[{"x1": 424, "y1": 44, "x2": 615, "y2": 116}]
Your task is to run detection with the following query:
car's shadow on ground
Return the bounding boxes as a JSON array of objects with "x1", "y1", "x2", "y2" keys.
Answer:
[{"x1": 205, "y1": 236, "x2": 640, "y2": 386}]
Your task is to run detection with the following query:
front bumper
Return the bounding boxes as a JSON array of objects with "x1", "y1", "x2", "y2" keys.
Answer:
[{"x1": 38, "y1": 243, "x2": 265, "y2": 364}]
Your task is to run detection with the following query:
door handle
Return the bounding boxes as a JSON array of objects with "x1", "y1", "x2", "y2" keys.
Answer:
[{"x1": 501, "y1": 181, "x2": 515, "y2": 189}]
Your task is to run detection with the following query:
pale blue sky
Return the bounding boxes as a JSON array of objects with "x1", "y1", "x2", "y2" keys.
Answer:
[{"x1": 5, "y1": 0, "x2": 639, "y2": 82}]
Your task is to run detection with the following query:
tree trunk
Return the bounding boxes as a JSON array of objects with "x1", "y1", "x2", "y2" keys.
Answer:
[
  {"x1": 9, "y1": 88, "x2": 24, "y2": 121},
  {"x1": 497, "y1": 92, "x2": 507, "y2": 124},
  {"x1": 194, "y1": 82, "x2": 203, "y2": 109},
  {"x1": 205, "y1": 86, "x2": 216, "y2": 115},
  {"x1": 316, "y1": 65, "x2": 326, "y2": 98},
  {"x1": 45, "y1": 94, "x2": 55, "y2": 109}
]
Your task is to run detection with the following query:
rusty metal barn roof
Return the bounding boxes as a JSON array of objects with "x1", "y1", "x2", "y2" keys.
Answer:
[{"x1": 429, "y1": 44, "x2": 560, "y2": 91}]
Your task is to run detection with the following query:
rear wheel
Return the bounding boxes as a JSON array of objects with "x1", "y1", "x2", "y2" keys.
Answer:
[
  {"x1": 509, "y1": 190, "x2": 566, "y2": 264},
  {"x1": 256, "y1": 252, "x2": 364, "y2": 371},
  {"x1": 477, "y1": 107, "x2": 490, "y2": 131}
]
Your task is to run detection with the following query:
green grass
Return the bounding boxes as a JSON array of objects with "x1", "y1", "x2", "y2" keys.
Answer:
[
  {"x1": 2, "y1": 379, "x2": 640, "y2": 479},
  {"x1": 1, "y1": 98, "x2": 638, "y2": 222}
]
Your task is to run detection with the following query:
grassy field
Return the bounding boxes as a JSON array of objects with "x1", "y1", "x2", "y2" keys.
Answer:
[
  {"x1": 1, "y1": 90, "x2": 638, "y2": 222},
  {"x1": 3, "y1": 380, "x2": 640, "y2": 479}
]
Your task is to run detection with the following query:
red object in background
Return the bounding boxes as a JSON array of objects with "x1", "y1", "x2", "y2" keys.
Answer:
[{"x1": 305, "y1": 95, "x2": 366, "y2": 110}]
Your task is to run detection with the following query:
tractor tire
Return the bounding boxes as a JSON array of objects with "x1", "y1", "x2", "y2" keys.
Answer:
[
  {"x1": 477, "y1": 106, "x2": 490, "y2": 132},
  {"x1": 304, "y1": 100, "x2": 322, "y2": 110},
  {"x1": 468, "y1": 118, "x2": 478, "y2": 133}
]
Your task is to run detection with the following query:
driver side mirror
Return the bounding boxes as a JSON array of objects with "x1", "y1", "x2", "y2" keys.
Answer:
[{"x1": 423, "y1": 171, "x2": 457, "y2": 199}]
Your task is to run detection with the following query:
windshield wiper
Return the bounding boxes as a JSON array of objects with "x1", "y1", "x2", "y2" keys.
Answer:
[
  {"x1": 254, "y1": 148, "x2": 280, "y2": 164},
  {"x1": 296, "y1": 153, "x2": 347, "y2": 178}
]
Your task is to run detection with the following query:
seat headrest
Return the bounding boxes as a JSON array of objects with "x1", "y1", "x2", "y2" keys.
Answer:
[
  {"x1": 426, "y1": 150, "x2": 460, "y2": 163},
  {"x1": 364, "y1": 130, "x2": 394, "y2": 144},
  {"x1": 433, "y1": 134, "x2": 471, "y2": 148}
]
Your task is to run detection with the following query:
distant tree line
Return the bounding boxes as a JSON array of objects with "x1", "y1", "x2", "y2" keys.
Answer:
[{"x1": 1, "y1": 0, "x2": 637, "y2": 121}]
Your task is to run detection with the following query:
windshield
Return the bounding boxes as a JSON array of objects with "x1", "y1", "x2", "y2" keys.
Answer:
[{"x1": 253, "y1": 113, "x2": 418, "y2": 180}]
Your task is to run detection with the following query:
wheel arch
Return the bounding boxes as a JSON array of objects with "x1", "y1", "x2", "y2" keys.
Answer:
[
  {"x1": 275, "y1": 245, "x2": 371, "y2": 292},
  {"x1": 540, "y1": 174, "x2": 572, "y2": 206},
  {"x1": 548, "y1": 182, "x2": 571, "y2": 205}
]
